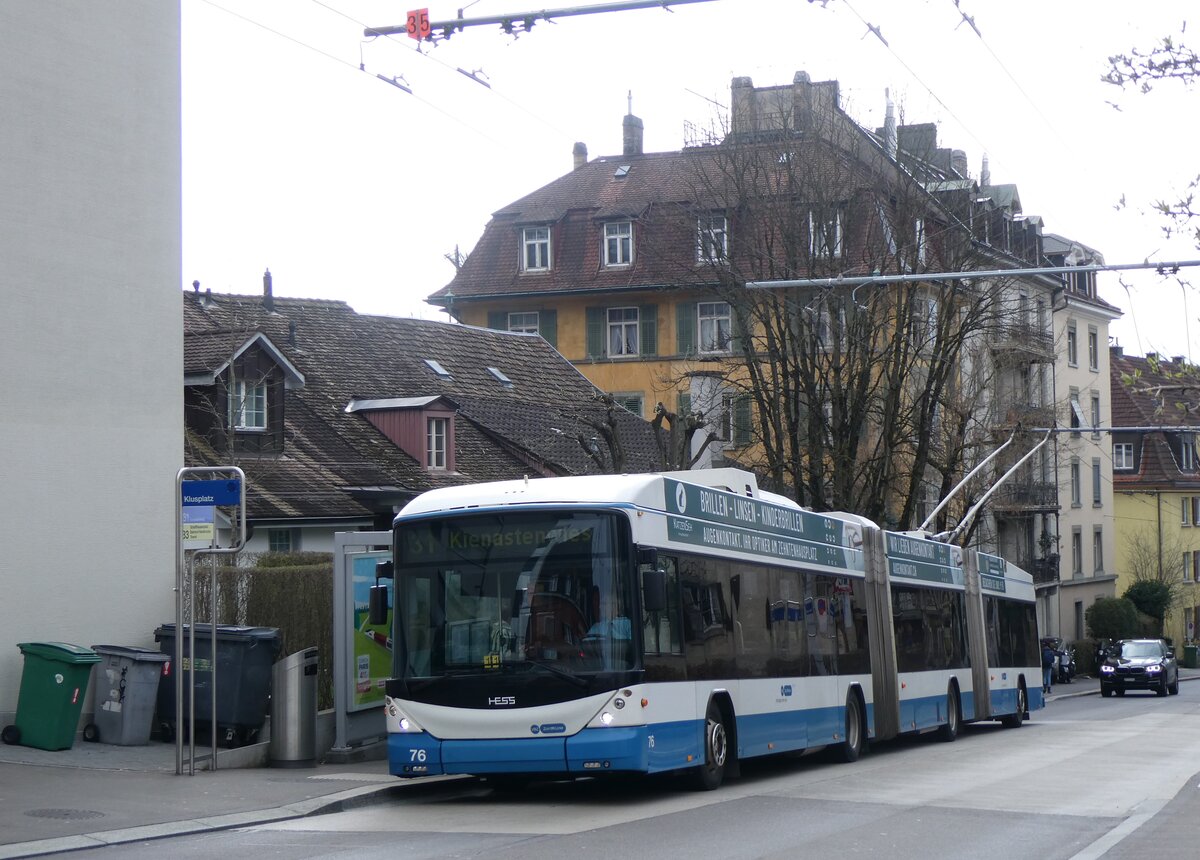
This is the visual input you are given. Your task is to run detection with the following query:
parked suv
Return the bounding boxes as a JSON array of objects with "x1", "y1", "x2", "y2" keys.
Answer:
[{"x1": 1099, "y1": 639, "x2": 1179, "y2": 697}]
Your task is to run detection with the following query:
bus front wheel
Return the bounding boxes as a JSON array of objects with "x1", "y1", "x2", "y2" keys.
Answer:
[{"x1": 690, "y1": 701, "x2": 728, "y2": 791}]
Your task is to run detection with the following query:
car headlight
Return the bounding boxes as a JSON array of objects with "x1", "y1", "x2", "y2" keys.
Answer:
[
  {"x1": 1146, "y1": 663, "x2": 1163, "y2": 673},
  {"x1": 1100, "y1": 664, "x2": 1114, "y2": 674}
]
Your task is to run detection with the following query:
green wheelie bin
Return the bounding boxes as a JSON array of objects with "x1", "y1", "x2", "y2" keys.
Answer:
[{"x1": 1, "y1": 642, "x2": 101, "y2": 750}]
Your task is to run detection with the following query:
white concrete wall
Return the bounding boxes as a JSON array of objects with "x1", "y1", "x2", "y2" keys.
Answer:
[{"x1": 0, "y1": 2, "x2": 181, "y2": 722}]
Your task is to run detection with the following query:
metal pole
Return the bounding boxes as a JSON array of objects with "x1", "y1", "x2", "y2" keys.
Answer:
[
  {"x1": 210, "y1": 553, "x2": 218, "y2": 770},
  {"x1": 188, "y1": 554, "x2": 196, "y2": 775},
  {"x1": 174, "y1": 471, "x2": 185, "y2": 776}
]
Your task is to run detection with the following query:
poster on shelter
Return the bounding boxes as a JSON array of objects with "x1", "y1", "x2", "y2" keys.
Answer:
[{"x1": 351, "y1": 551, "x2": 393, "y2": 709}]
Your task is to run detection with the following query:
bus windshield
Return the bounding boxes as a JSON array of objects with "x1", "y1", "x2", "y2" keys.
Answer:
[{"x1": 394, "y1": 510, "x2": 635, "y2": 678}]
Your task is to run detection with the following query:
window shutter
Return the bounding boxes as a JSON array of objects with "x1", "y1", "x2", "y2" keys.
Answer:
[
  {"x1": 730, "y1": 312, "x2": 744, "y2": 355},
  {"x1": 639, "y1": 304, "x2": 657, "y2": 356},
  {"x1": 539, "y1": 309, "x2": 557, "y2": 348},
  {"x1": 733, "y1": 396, "x2": 753, "y2": 446},
  {"x1": 586, "y1": 307, "x2": 605, "y2": 358},
  {"x1": 676, "y1": 302, "x2": 696, "y2": 356},
  {"x1": 678, "y1": 392, "x2": 691, "y2": 417},
  {"x1": 487, "y1": 311, "x2": 506, "y2": 331}
]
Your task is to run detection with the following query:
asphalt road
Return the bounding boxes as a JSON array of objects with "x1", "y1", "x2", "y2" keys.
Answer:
[{"x1": 59, "y1": 687, "x2": 1200, "y2": 860}]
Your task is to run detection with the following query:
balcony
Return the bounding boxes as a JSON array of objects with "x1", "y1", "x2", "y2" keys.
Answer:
[
  {"x1": 1030, "y1": 554, "x2": 1060, "y2": 587},
  {"x1": 990, "y1": 321, "x2": 1055, "y2": 364},
  {"x1": 989, "y1": 480, "x2": 1059, "y2": 512}
]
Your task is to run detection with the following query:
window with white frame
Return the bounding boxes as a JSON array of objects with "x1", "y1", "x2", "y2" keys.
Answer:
[
  {"x1": 808, "y1": 207, "x2": 843, "y2": 258},
  {"x1": 1186, "y1": 551, "x2": 1194, "y2": 582},
  {"x1": 1183, "y1": 434, "x2": 1198, "y2": 471},
  {"x1": 268, "y1": 528, "x2": 293, "y2": 553},
  {"x1": 1092, "y1": 458, "x2": 1102, "y2": 506},
  {"x1": 696, "y1": 215, "x2": 728, "y2": 263},
  {"x1": 1090, "y1": 392, "x2": 1101, "y2": 435},
  {"x1": 1093, "y1": 527, "x2": 1104, "y2": 573},
  {"x1": 1184, "y1": 496, "x2": 1193, "y2": 526},
  {"x1": 230, "y1": 379, "x2": 267, "y2": 430},
  {"x1": 603, "y1": 221, "x2": 633, "y2": 267},
  {"x1": 607, "y1": 307, "x2": 640, "y2": 356},
  {"x1": 507, "y1": 311, "x2": 540, "y2": 334},
  {"x1": 1072, "y1": 529, "x2": 1083, "y2": 575},
  {"x1": 1070, "y1": 459, "x2": 1081, "y2": 506},
  {"x1": 521, "y1": 226, "x2": 551, "y2": 271},
  {"x1": 1066, "y1": 324, "x2": 1078, "y2": 366},
  {"x1": 1088, "y1": 328, "x2": 1099, "y2": 371},
  {"x1": 698, "y1": 302, "x2": 732, "y2": 354},
  {"x1": 1193, "y1": 496, "x2": 1200, "y2": 526},
  {"x1": 426, "y1": 417, "x2": 448, "y2": 470},
  {"x1": 1113, "y1": 442, "x2": 1133, "y2": 469}
]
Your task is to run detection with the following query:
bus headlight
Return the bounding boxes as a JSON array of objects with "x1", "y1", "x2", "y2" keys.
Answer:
[
  {"x1": 600, "y1": 711, "x2": 615, "y2": 726},
  {"x1": 385, "y1": 696, "x2": 424, "y2": 733}
]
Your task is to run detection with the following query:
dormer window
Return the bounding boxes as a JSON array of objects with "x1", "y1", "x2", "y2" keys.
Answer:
[
  {"x1": 427, "y1": 417, "x2": 448, "y2": 469},
  {"x1": 522, "y1": 226, "x2": 551, "y2": 272},
  {"x1": 603, "y1": 221, "x2": 633, "y2": 267},
  {"x1": 230, "y1": 379, "x2": 267, "y2": 430},
  {"x1": 697, "y1": 214, "x2": 728, "y2": 264}
]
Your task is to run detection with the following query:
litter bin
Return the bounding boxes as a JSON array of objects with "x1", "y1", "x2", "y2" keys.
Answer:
[
  {"x1": 1, "y1": 642, "x2": 101, "y2": 751},
  {"x1": 87, "y1": 645, "x2": 171, "y2": 746},
  {"x1": 269, "y1": 647, "x2": 319, "y2": 767},
  {"x1": 1184, "y1": 645, "x2": 1197, "y2": 669},
  {"x1": 154, "y1": 624, "x2": 281, "y2": 747}
]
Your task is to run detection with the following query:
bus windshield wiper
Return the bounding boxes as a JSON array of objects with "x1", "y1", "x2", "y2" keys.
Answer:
[{"x1": 516, "y1": 658, "x2": 589, "y2": 687}]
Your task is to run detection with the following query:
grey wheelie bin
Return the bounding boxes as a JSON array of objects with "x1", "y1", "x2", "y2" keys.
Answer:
[
  {"x1": 87, "y1": 645, "x2": 171, "y2": 745},
  {"x1": 154, "y1": 623, "x2": 281, "y2": 747}
]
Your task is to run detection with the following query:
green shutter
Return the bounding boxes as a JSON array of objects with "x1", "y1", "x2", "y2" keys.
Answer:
[
  {"x1": 678, "y1": 392, "x2": 691, "y2": 416},
  {"x1": 586, "y1": 307, "x2": 605, "y2": 358},
  {"x1": 676, "y1": 302, "x2": 696, "y2": 356},
  {"x1": 488, "y1": 311, "x2": 506, "y2": 331},
  {"x1": 539, "y1": 309, "x2": 557, "y2": 348},
  {"x1": 733, "y1": 395, "x2": 753, "y2": 446},
  {"x1": 729, "y1": 309, "x2": 744, "y2": 354},
  {"x1": 639, "y1": 304, "x2": 657, "y2": 356}
]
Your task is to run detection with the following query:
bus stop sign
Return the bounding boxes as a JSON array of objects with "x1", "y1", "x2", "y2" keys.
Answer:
[{"x1": 181, "y1": 479, "x2": 241, "y2": 507}]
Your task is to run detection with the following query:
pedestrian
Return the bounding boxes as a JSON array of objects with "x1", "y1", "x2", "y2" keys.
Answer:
[{"x1": 1042, "y1": 641, "x2": 1057, "y2": 694}]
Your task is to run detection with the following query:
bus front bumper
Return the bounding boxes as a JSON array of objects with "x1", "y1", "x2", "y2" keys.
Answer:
[{"x1": 388, "y1": 726, "x2": 650, "y2": 778}]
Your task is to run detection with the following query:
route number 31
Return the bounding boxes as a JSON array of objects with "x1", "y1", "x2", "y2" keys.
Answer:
[{"x1": 406, "y1": 9, "x2": 431, "y2": 40}]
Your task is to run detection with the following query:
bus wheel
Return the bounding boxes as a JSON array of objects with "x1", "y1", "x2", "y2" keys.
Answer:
[
  {"x1": 690, "y1": 701, "x2": 728, "y2": 791},
  {"x1": 937, "y1": 686, "x2": 960, "y2": 743},
  {"x1": 1001, "y1": 683, "x2": 1026, "y2": 728},
  {"x1": 835, "y1": 693, "x2": 864, "y2": 762}
]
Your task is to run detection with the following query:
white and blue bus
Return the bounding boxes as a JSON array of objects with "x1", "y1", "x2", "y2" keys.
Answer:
[{"x1": 381, "y1": 468, "x2": 1041, "y2": 789}]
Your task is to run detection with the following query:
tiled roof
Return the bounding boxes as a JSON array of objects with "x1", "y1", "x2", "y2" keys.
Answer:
[
  {"x1": 1110, "y1": 349, "x2": 1200, "y2": 488},
  {"x1": 183, "y1": 291, "x2": 664, "y2": 522}
]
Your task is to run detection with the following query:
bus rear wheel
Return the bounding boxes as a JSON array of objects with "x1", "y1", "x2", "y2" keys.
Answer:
[
  {"x1": 937, "y1": 686, "x2": 960, "y2": 743},
  {"x1": 690, "y1": 701, "x2": 728, "y2": 791},
  {"x1": 834, "y1": 693, "x2": 864, "y2": 762},
  {"x1": 1001, "y1": 683, "x2": 1027, "y2": 728}
]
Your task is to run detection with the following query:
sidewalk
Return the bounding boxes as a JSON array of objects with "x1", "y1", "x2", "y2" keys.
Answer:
[
  {"x1": 0, "y1": 736, "x2": 429, "y2": 860},
  {"x1": 2, "y1": 669, "x2": 1196, "y2": 859}
]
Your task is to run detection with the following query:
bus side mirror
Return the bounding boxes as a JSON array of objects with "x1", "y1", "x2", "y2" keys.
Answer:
[
  {"x1": 642, "y1": 568, "x2": 667, "y2": 613},
  {"x1": 368, "y1": 560, "x2": 394, "y2": 625}
]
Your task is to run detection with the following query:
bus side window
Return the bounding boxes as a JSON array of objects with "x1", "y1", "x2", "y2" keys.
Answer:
[{"x1": 643, "y1": 556, "x2": 681, "y2": 655}]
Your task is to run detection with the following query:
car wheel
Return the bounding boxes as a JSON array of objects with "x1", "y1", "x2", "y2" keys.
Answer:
[
  {"x1": 1157, "y1": 677, "x2": 1169, "y2": 697},
  {"x1": 1100, "y1": 684, "x2": 1112, "y2": 698},
  {"x1": 1169, "y1": 673, "x2": 1180, "y2": 695}
]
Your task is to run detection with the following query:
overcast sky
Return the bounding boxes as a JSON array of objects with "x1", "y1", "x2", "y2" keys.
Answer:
[{"x1": 183, "y1": 0, "x2": 1200, "y2": 358}]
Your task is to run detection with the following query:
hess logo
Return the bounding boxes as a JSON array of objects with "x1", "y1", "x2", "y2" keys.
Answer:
[{"x1": 488, "y1": 696, "x2": 516, "y2": 707}]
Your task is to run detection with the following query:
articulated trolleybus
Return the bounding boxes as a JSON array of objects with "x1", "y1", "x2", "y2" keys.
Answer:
[{"x1": 381, "y1": 468, "x2": 1041, "y2": 789}]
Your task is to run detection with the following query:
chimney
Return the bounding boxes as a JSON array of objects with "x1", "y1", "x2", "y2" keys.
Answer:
[
  {"x1": 980, "y1": 154, "x2": 991, "y2": 187},
  {"x1": 622, "y1": 91, "x2": 643, "y2": 157},
  {"x1": 263, "y1": 267, "x2": 274, "y2": 313},
  {"x1": 573, "y1": 141, "x2": 588, "y2": 170},
  {"x1": 192, "y1": 279, "x2": 200, "y2": 293},
  {"x1": 951, "y1": 149, "x2": 968, "y2": 179},
  {"x1": 288, "y1": 320, "x2": 297, "y2": 348},
  {"x1": 883, "y1": 89, "x2": 897, "y2": 159},
  {"x1": 1111, "y1": 344, "x2": 1123, "y2": 358}
]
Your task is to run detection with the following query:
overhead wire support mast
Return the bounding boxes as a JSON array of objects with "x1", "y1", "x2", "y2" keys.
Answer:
[
  {"x1": 365, "y1": 0, "x2": 719, "y2": 40},
  {"x1": 745, "y1": 259, "x2": 1200, "y2": 290}
]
